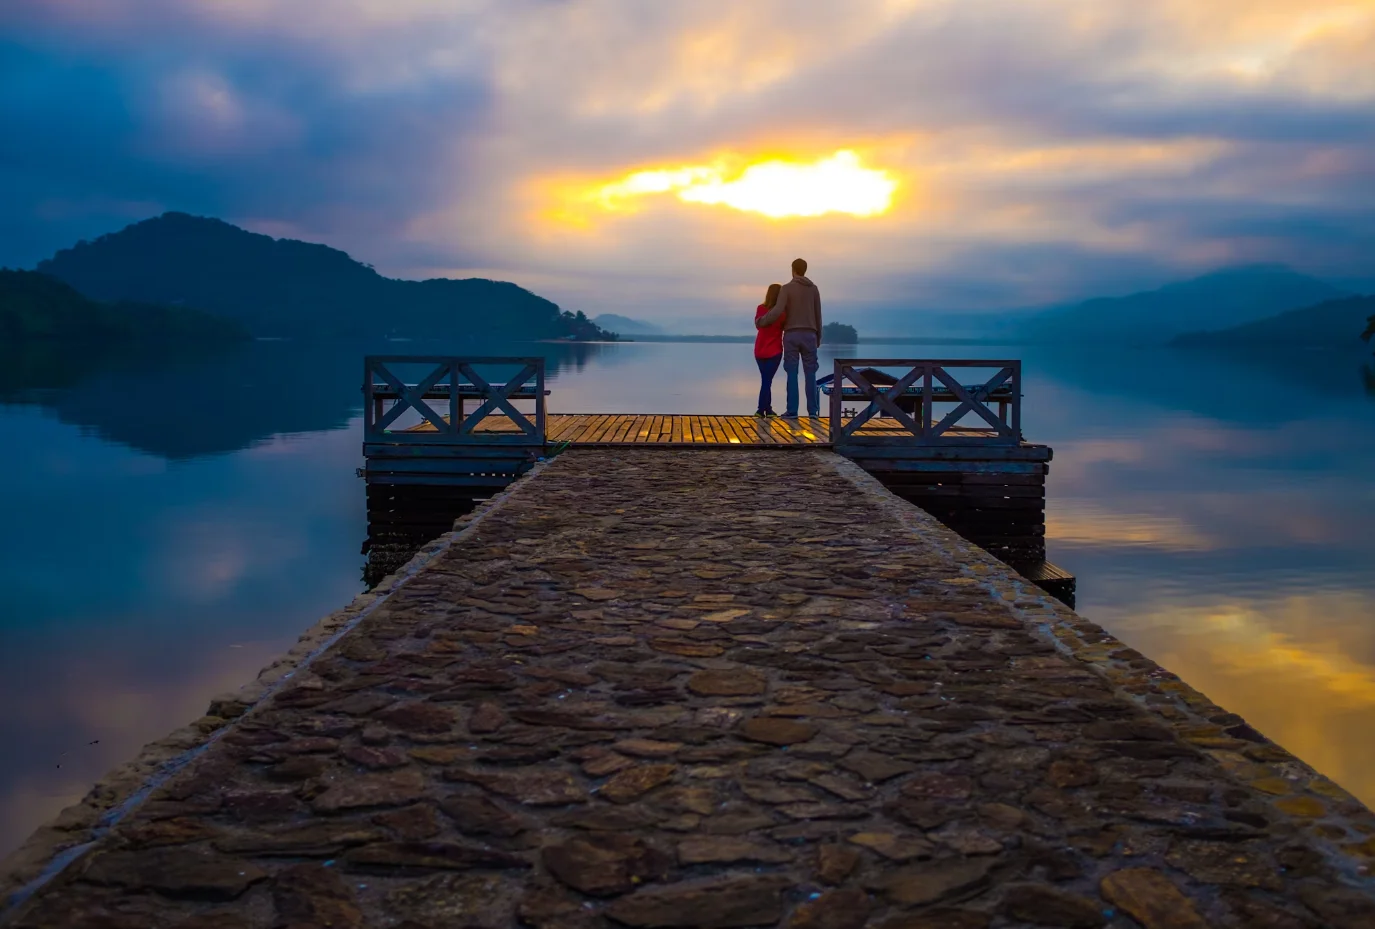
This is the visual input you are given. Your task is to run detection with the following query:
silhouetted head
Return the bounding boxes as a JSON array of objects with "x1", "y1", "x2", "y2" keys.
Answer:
[
  {"x1": 764, "y1": 283, "x2": 782, "y2": 308},
  {"x1": 791, "y1": 258, "x2": 808, "y2": 277}
]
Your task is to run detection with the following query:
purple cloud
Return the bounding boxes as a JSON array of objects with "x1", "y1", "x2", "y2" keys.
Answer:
[{"x1": 2, "y1": 0, "x2": 1372, "y2": 322}]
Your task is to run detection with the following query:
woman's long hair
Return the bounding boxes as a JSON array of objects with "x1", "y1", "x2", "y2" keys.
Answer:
[{"x1": 764, "y1": 283, "x2": 782, "y2": 308}]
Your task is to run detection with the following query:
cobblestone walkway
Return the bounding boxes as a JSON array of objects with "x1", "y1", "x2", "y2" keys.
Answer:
[{"x1": 6, "y1": 450, "x2": 1375, "y2": 928}]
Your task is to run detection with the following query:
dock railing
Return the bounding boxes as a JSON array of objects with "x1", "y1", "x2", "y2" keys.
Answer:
[
  {"x1": 826, "y1": 359, "x2": 1022, "y2": 449},
  {"x1": 363, "y1": 356, "x2": 547, "y2": 448}
]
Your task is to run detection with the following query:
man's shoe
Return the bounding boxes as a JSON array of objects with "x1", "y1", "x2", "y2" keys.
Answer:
[
  {"x1": 764, "y1": 410, "x2": 777, "y2": 418},
  {"x1": 781, "y1": 413, "x2": 800, "y2": 420},
  {"x1": 753, "y1": 410, "x2": 767, "y2": 418}
]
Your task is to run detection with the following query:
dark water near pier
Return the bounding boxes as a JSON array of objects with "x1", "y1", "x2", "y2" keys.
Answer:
[{"x1": 1, "y1": 337, "x2": 1374, "y2": 857}]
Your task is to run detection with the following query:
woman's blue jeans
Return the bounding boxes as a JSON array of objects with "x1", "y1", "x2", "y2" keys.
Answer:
[{"x1": 756, "y1": 354, "x2": 781, "y2": 413}]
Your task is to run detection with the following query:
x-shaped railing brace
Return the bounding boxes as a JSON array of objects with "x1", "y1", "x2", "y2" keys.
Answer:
[
  {"x1": 371, "y1": 361, "x2": 451, "y2": 433},
  {"x1": 841, "y1": 365, "x2": 925, "y2": 439},
  {"x1": 457, "y1": 362, "x2": 539, "y2": 436},
  {"x1": 930, "y1": 365, "x2": 1016, "y2": 438}
]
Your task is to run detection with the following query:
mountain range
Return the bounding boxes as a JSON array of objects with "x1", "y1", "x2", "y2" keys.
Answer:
[
  {"x1": 1018, "y1": 265, "x2": 1348, "y2": 345},
  {"x1": 1172, "y1": 294, "x2": 1375, "y2": 350},
  {"x1": 16, "y1": 212, "x2": 1370, "y2": 349},
  {"x1": 592, "y1": 313, "x2": 664, "y2": 335},
  {"x1": 36, "y1": 213, "x2": 615, "y2": 341}
]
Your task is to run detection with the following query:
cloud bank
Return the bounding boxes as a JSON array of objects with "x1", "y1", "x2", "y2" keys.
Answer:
[{"x1": 2, "y1": 0, "x2": 1373, "y2": 328}]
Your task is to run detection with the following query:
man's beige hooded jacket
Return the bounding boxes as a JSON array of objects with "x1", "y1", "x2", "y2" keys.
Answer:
[{"x1": 758, "y1": 275, "x2": 822, "y2": 340}]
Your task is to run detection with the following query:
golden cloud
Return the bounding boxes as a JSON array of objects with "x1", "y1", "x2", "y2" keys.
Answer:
[{"x1": 542, "y1": 149, "x2": 900, "y2": 224}]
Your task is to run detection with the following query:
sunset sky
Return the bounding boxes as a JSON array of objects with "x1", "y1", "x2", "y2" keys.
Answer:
[{"x1": 2, "y1": 0, "x2": 1373, "y2": 328}]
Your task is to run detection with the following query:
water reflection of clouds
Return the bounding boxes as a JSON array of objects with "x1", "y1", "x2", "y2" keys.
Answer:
[
  {"x1": 156, "y1": 526, "x2": 253, "y2": 601},
  {"x1": 1051, "y1": 490, "x2": 1374, "y2": 553},
  {"x1": 0, "y1": 397, "x2": 368, "y2": 857},
  {"x1": 147, "y1": 430, "x2": 364, "y2": 601},
  {"x1": 549, "y1": 345, "x2": 767, "y2": 414},
  {"x1": 1185, "y1": 492, "x2": 1361, "y2": 546},
  {"x1": 1048, "y1": 503, "x2": 1217, "y2": 551},
  {"x1": 239, "y1": 431, "x2": 337, "y2": 458},
  {"x1": 1096, "y1": 590, "x2": 1375, "y2": 806},
  {"x1": 1051, "y1": 419, "x2": 1302, "y2": 478},
  {"x1": 1155, "y1": 419, "x2": 1272, "y2": 455},
  {"x1": 36, "y1": 449, "x2": 168, "y2": 478},
  {"x1": 0, "y1": 636, "x2": 287, "y2": 857},
  {"x1": 1033, "y1": 345, "x2": 1375, "y2": 809},
  {"x1": 1053, "y1": 437, "x2": 1147, "y2": 467},
  {"x1": 1049, "y1": 403, "x2": 1375, "y2": 553},
  {"x1": 1053, "y1": 481, "x2": 1370, "y2": 552}
]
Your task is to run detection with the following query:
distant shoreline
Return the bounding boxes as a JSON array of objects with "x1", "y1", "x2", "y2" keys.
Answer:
[{"x1": 615, "y1": 335, "x2": 1021, "y2": 345}]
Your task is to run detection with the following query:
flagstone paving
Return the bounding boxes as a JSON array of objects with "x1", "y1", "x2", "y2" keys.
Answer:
[{"x1": 5, "y1": 449, "x2": 1375, "y2": 928}]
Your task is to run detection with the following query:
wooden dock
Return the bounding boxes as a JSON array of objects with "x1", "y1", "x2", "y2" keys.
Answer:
[
  {"x1": 414, "y1": 413, "x2": 1004, "y2": 446},
  {"x1": 359, "y1": 356, "x2": 1068, "y2": 605}
]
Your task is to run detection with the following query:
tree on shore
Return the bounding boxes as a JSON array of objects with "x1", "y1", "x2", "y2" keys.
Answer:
[
  {"x1": 558, "y1": 309, "x2": 617, "y2": 341},
  {"x1": 822, "y1": 321, "x2": 858, "y2": 343}
]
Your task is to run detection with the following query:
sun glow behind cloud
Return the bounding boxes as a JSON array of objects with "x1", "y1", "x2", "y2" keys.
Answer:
[
  {"x1": 5, "y1": 0, "x2": 1375, "y2": 308},
  {"x1": 565, "y1": 150, "x2": 898, "y2": 222}
]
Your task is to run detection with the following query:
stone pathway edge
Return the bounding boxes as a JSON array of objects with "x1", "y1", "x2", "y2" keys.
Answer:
[
  {"x1": 5, "y1": 447, "x2": 1372, "y2": 919},
  {"x1": 827, "y1": 452, "x2": 1375, "y2": 887},
  {"x1": 0, "y1": 459, "x2": 556, "y2": 915}
]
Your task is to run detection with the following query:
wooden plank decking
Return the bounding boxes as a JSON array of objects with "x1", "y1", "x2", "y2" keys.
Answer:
[
  {"x1": 544, "y1": 413, "x2": 831, "y2": 445},
  {"x1": 406, "y1": 413, "x2": 1000, "y2": 446}
]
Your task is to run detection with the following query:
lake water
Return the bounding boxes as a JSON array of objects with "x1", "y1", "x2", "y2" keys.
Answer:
[{"x1": 2, "y1": 337, "x2": 1374, "y2": 858}]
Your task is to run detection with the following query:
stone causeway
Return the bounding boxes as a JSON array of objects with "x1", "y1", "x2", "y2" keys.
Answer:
[{"x1": 3, "y1": 448, "x2": 1374, "y2": 928}]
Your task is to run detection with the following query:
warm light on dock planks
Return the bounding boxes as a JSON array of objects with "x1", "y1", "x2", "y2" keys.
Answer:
[
  {"x1": 540, "y1": 413, "x2": 833, "y2": 445},
  {"x1": 402, "y1": 413, "x2": 995, "y2": 446}
]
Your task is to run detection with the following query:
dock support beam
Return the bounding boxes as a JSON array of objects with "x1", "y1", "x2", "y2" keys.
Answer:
[
  {"x1": 827, "y1": 359, "x2": 1072, "y2": 607},
  {"x1": 360, "y1": 356, "x2": 546, "y2": 586}
]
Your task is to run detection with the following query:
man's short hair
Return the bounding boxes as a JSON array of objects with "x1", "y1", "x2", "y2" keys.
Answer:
[{"x1": 791, "y1": 258, "x2": 808, "y2": 276}]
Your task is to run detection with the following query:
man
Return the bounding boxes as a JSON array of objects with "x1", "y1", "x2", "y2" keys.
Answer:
[{"x1": 756, "y1": 258, "x2": 822, "y2": 419}]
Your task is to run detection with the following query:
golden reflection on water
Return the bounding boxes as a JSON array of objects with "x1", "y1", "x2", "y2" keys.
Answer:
[
  {"x1": 1047, "y1": 503, "x2": 1217, "y2": 550},
  {"x1": 1097, "y1": 591, "x2": 1375, "y2": 808},
  {"x1": 1047, "y1": 407, "x2": 1375, "y2": 810}
]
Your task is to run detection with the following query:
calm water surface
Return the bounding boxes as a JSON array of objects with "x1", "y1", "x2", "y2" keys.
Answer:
[{"x1": 2, "y1": 338, "x2": 1373, "y2": 856}]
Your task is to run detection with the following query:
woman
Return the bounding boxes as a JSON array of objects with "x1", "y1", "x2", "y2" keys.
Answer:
[{"x1": 753, "y1": 283, "x2": 784, "y2": 417}]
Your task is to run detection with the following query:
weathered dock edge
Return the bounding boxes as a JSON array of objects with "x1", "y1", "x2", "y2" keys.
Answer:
[
  {"x1": 828, "y1": 455, "x2": 1375, "y2": 884},
  {"x1": 3, "y1": 449, "x2": 1372, "y2": 927},
  {"x1": 361, "y1": 355, "x2": 1075, "y2": 603},
  {"x1": 0, "y1": 460, "x2": 554, "y2": 914}
]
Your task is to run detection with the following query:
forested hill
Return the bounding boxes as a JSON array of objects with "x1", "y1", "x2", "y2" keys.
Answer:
[
  {"x1": 0, "y1": 269, "x2": 246, "y2": 342},
  {"x1": 1172, "y1": 294, "x2": 1375, "y2": 349},
  {"x1": 37, "y1": 213, "x2": 614, "y2": 341}
]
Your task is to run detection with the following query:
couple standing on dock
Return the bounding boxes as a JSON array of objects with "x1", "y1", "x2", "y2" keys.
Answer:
[{"x1": 753, "y1": 258, "x2": 822, "y2": 420}]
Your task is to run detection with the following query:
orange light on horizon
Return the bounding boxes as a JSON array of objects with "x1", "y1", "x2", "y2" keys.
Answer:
[{"x1": 555, "y1": 149, "x2": 899, "y2": 222}]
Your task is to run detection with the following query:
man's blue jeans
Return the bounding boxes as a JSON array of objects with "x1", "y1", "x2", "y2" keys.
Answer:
[{"x1": 782, "y1": 329, "x2": 820, "y2": 417}]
